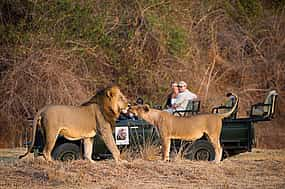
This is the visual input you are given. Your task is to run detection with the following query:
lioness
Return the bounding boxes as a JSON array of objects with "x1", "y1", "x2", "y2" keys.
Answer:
[
  {"x1": 128, "y1": 95, "x2": 238, "y2": 162},
  {"x1": 19, "y1": 86, "x2": 128, "y2": 163}
]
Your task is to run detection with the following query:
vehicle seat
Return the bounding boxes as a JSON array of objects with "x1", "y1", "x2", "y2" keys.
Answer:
[
  {"x1": 212, "y1": 95, "x2": 238, "y2": 119},
  {"x1": 250, "y1": 90, "x2": 278, "y2": 120},
  {"x1": 173, "y1": 100, "x2": 200, "y2": 117}
]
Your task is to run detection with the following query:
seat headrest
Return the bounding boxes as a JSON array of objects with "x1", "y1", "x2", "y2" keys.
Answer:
[
  {"x1": 264, "y1": 90, "x2": 278, "y2": 104},
  {"x1": 268, "y1": 90, "x2": 278, "y2": 96}
]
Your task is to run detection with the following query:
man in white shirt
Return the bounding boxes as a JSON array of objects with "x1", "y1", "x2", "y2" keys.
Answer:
[
  {"x1": 173, "y1": 81, "x2": 197, "y2": 111},
  {"x1": 165, "y1": 81, "x2": 197, "y2": 113}
]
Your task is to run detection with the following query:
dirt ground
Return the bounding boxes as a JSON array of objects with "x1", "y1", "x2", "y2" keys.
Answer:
[{"x1": 0, "y1": 148, "x2": 285, "y2": 189}]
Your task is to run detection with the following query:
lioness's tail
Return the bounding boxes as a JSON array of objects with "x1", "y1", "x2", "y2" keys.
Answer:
[
  {"x1": 19, "y1": 108, "x2": 44, "y2": 159},
  {"x1": 219, "y1": 93, "x2": 239, "y2": 119}
]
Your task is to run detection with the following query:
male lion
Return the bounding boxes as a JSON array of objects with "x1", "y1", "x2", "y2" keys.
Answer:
[
  {"x1": 128, "y1": 95, "x2": 238, "y2": 162},
  {"x1": 19, "y1": 86, "x2": 128, "y2": 163}
]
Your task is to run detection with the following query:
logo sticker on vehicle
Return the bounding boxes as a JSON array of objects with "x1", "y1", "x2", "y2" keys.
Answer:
[{"x1": 115, "y1": 126, "x2": 129, "y2": 145}]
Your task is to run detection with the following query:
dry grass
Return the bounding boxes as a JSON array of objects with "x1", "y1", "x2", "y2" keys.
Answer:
[
  {"x1": 120, "y1": 140, "x2": 161, "y2": 161},
  {"x1": 0, "y1": 148, "x2": 285, "y2": 189}
]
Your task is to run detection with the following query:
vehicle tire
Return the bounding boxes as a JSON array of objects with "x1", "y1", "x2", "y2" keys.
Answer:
[
  {"x1": 52, "y1": 143, "x2": 80, "y2": 161},
  {"x1": 183, "y1": 140, "x2": 215, "y2": 161}
]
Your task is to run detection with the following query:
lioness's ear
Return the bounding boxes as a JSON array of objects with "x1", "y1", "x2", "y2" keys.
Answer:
[{"x1": 143, "y1": 104, "x2": 150, "y2": 112}]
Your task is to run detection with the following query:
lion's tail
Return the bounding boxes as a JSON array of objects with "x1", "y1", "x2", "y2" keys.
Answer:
[
  {"x1": 219, "y1": 93, "x2": 239, "y2": 119},
  {"x1": 19, "y1": 108, "x2": 44, "y2": 159}
]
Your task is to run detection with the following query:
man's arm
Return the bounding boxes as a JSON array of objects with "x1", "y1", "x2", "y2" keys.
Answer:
[{"x1": 187, "y1": 90, "x2": 197, "y2": 100}]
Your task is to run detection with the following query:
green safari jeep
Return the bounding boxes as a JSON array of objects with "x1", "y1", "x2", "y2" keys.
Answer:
[{"x1": 26, "y1": 90, "x2": 278, "y2": 161}]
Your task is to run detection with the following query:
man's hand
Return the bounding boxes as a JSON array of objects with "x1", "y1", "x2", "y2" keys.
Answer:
[{"x1": 172, "y1": 104, "x2": 177, "y2": 109}]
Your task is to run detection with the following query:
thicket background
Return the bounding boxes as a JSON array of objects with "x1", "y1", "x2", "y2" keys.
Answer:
[{"x1": 0, "y1": 0, "x2": 284, "y2": 148}]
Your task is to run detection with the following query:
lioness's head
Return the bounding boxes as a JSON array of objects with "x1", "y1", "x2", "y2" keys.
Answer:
[{"x1": 128, "y1": 104, "x2": 150, "y2": 117}]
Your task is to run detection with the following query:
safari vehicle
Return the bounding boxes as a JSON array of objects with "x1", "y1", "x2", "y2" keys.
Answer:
[{"x1": 25, "y1": 90, "x2": 278, "y2": 161}]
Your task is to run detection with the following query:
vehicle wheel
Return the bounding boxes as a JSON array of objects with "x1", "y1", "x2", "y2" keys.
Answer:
[
  {"x1": 184, "y1": 140, "x2": 215, "y2": 161},
  {"x1": 52, "y1": 143, "x2": 80, "y2": 161},
  {"x1": 222, "y1": 150, "x2": 230, "y2": 160}
]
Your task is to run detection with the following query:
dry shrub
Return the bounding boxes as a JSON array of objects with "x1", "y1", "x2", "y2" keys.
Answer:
[
  {"x1": 0, "y1": 48, "x2": 92, "y2": 147},
  {"x1": 138, "y1": 141, "x2": 161, "y2": 161},
  {"x1": 0, "y1": 112, "x2": 18, "y2": 148},
  {"x1": 121, "y1": 139, "x2": 161, "y2": 161},
  {"x1": 186, "y1": 3, "x2": 285, "y2": 116}
]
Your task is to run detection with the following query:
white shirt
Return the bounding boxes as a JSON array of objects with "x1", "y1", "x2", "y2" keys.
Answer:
[
  {"x1": 171, "y1": 98, "x2": 176, "y2": 105},
  {"x1": 175, "y1": 89, "x2": 197, "y2": 110}
]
